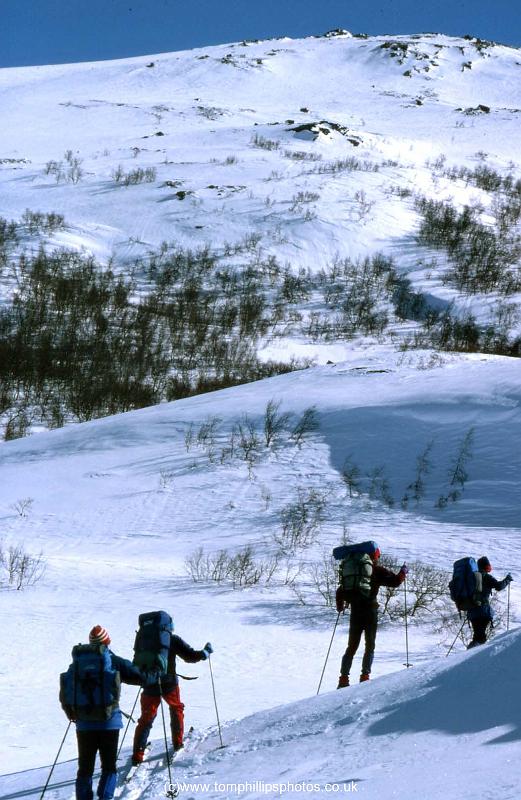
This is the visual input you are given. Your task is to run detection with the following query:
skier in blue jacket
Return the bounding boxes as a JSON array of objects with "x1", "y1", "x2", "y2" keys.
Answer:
[{"x1": 60, "y1": 625, "x2": 151, "y2": 800}]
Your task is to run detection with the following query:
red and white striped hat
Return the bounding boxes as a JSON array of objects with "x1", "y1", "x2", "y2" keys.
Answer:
[{"x1": 89, "y1": 625, "x2": 111, "y2": 646}]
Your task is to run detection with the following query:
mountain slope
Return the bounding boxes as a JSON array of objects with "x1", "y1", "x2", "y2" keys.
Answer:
[{"x1": 0, "y1": 348, "x2": 519, "y2": 774}]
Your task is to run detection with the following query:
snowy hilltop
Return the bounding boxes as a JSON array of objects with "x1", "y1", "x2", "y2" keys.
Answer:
[{"x1": 0, "y1": 28, "x2": 520, "y2": 800}]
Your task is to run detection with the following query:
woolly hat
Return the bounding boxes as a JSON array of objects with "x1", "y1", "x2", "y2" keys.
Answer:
[
  {"x1": 477, "y1": 556, "x2": 492, "y2": 572},
  {"x1": 89, "y1": 625, "x2": 111, "y2": 646}
]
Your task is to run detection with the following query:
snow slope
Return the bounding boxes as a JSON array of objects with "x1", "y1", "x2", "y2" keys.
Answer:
[
  {"x1": 0, "y1": 29, "x2": 520, "y2": 800},
  {"x1": 3, "y1": 622, "x2": 521, "y2": 799},
  {"x1": 0, "y1": 348, "x2": 520, "y2": 791},
  {"x1": 1, "y1": 31, "x2": 521, "y2": 331}
]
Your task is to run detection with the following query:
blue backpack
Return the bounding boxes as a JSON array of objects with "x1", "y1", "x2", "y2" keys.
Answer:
[
  {"x1": 60, "y1": 644, "x2": 121, "y2": 722},
  {"x1": 333, "y1": 540, "x2": 379, "y2": 561},
  {"x1": 133, "y1": 610, "x2": 173, "y2": 674},
  {"x1": 449, "y1": 557, "x2": 483, "y2": 611}
]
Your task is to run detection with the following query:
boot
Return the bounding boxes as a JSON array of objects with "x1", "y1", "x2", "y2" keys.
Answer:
[
  {"x1": 359, "y1": 673, "x2": 370, "y2": 683},
  {"x1": 337, "y1": 675, "x2": 349, "y2": 689},
  {"x1": 97, "y1": 771, "x2": 117, "y2": 800},
  {"x1": 131, "y1": 749, "x2": 145, "y2": 767},
  {"x1": 75, "y1": 776, "x2": 93, "y2": 800}
]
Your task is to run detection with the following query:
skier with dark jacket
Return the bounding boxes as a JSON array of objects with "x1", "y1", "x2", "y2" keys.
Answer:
[
  {"x1": 132, "y1": 630, "x2": 213, "y2": 765},
  {"x1": 60, "y1": 625, "x2": 151, "y2": 800},
  {"x1": 467, "y1": 556, "x2": 512, "y2": 648},
  {"x1": 336, "y1": 548, "x2": 407, "y2": 687}
]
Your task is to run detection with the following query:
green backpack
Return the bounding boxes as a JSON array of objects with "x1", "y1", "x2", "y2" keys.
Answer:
[{"x1": 339, "y1": 552, "x2": 373, "y2": 599}]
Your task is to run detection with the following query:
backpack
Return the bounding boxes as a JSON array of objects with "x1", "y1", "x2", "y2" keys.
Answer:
[
  {"x1": 332, "y1": 540, "x2": 379, "y2": 561},
  {"x1": 333, "y1": 541, "x2": 378, "y2": 600},
  {"x1": 59, "y1": 644, "x2": 121, "y2": 722},
  {"x1": 133, "y1": 610, "x2": 173, "y2": 674},
  {"x1": 449, "y1": 557, "x2": 483, "y2": 612}
]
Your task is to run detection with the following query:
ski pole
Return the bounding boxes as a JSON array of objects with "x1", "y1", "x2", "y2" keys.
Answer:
[
  {"x1": 117, "y1": 687, "x2": 142, "y2": 759},
  {"x1": 158, "y1": 678, "x2": 177, "y2": 797},
  {"x1": 446, "y1": 618, "x2": 467, "y2": 657},
  {"x1": 403, "y1": 575, "x2": 412, "y2": 668},
  {"x1": 507, "y1": 582, "x2": 511, "y2": 631},
  {"x1": 39, "y1": 720, "x2": 72, "y2": 800},
  {"x1": 316, "y1": 610, "x2": 341, "y2": 696},
  {"x1": 208, "y1": 654, "x2": 225, "y2": 749}
]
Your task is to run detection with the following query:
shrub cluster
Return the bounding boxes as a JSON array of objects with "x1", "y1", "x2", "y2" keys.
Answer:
[{"x1": 416, "y1": 197, "x2": 521, "y2": 294}]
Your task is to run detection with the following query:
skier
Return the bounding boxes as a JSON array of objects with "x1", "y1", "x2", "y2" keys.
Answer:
[
  {"x1": 336, "y1": 548, "x2": 407, "y2": 687},
  {"x1": 467, "y1": 556, "x2": 512, "y2": 648},
  {"x1": 60, "y1": 625, "x2": 152, "y2": 800},
  {"x1": 132, "y1": 624, "x2": 213, "y2": 765}
]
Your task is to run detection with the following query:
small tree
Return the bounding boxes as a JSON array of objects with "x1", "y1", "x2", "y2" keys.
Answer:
[
  {"x1": 263, "y1": 399, "x2": 291, "y2": 447},
  {"x1": 290, "y1": 406, "x2": 319, "y2": 447},
  {"x1": 437, "y1": 428, "x2": 475, "y2": 507},
  {"x1": 0, "y1": 543, "x2": 45, "y2": 589},
  {"x1": 341, "y1": 457, "x2": 361, "y2": 498}
]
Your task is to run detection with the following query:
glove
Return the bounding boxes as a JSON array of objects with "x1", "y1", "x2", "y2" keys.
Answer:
[
  {"x1": 335, "y1": 586, "x2": 345, "y2": 613},
  {"x1": 399, "y1": 563, "x2": 408, "y2": 577},
  {"x1": 202, "y1": 642, "x2": 213, "y2": 659},
  {"x1": 144, "y1": 670, "x2": 160, "y2": 686},
  {"x1": 506, "y1": 573, "x2": 513, "y2": 583}
]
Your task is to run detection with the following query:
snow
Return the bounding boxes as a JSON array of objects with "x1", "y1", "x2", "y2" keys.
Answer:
[{"x1": 0, "y1": 29, "x2": 520, "y2": 800}]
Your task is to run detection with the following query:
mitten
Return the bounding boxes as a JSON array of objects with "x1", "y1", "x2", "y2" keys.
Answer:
[{"x1": 202, "y1": 642, "x2": 214, "y2": 659}]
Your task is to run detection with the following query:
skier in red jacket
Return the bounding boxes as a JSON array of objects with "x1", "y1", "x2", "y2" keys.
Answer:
[{"x1": 336, "y1": 549, "x2": 407, "y2": 687}]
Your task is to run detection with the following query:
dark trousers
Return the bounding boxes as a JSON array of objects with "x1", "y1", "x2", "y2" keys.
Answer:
[
  {"x1": 76, "y1": 729, "x2": 119, "y2": 800},
  {"x1": 468, "y1": 618, "x2": 490, "y2": 647},
  {"x1": 340, "y1": 599, "x2": 378, "y2": 677},
  {"x1": 467, "y1": 604, "x2": 493, "y2": 648},
  {"x1": 133, "y1": 685, "x2": 185, "y2": 754}
]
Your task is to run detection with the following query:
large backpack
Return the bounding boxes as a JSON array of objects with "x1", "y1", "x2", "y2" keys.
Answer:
[
  {"x1": 333, "y1": 541, "x2": 378, "y2": 600},
  {"x1": 133, "y1": 610, "x2": 173, "y2": 674},
  {"x1": 59, "y1": 644, "x2": 121, "y2": 722},
  {"x1": 449, "y1": 557, "x2": 483, "y2": 612}
]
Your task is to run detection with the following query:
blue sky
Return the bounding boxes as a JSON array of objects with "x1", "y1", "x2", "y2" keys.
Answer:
[{"x1": 1, "y1": 0, "x2": 520, "y2": 68}]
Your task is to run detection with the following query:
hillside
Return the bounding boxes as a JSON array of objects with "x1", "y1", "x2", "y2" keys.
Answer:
[
  {"x1": 1, "y1": 30, "x2": 520, "y2": 314},
  {"x1": 0, "y1": 29, "x2": 520, "y2": 800}
]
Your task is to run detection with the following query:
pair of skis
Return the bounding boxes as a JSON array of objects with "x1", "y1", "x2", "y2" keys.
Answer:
[{"x1": 124, "y1": 727, "x2": 194, "y2": 796}]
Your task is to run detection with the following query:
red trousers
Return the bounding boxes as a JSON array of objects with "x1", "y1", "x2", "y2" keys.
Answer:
[{"x1": 133, "y1": 686, "x2": 185, "y2": 754}]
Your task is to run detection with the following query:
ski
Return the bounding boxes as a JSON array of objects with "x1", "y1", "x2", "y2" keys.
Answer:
[
  {"x1": 123, "y1": 742, "x2": 152, "y2": 783},
  {"x1": 125, "y1": 727, "x2": 193, "y2": 793},
  {"x1": 166, "y1": 725, "x2": 195, "y2": 766}
]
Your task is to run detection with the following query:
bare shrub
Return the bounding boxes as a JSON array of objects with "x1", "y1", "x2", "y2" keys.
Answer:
[
  {"x1": 273, "y1": 487, "x2": 327, "y2": 554},
  {"x1": 379, "y1": 557, "x2": 451, "y2": 622},
  {"x1": 308, "y1": 550, "x2": 338, "y2": 607},
  {"x1": 290, "y1": 406, "x2": 319, "y2": 447},
  {"x1": 263, "y1": 399, "x2": 291, "y2": 447},
  {"x1": 113, "y1": 166, "x2": 157, "y2": 186},
  {"x1": 0, "y1": 542, "x2": 45, "y2": 590},
  {"x1": 401, "y1": 440, "x2": 434, "y2": 508},
  {"x1": 11, "y1": 498, "x2": 34, "y2": 517},
  {"x1": 341, "y1": 457, "x2": 361, "y2": 497},
  {"x1": 436, "y1": 428, "x2": 475, "y2": 507},
  {"x1": 185, "y1": 545, "x2": 280, "y2": 587},
  {"x1": 251, "y1": 134, "x2": 280, "y2": 150},
  {"x1": 233, "y1": 415, "x2": 261, "y2": 470}
]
